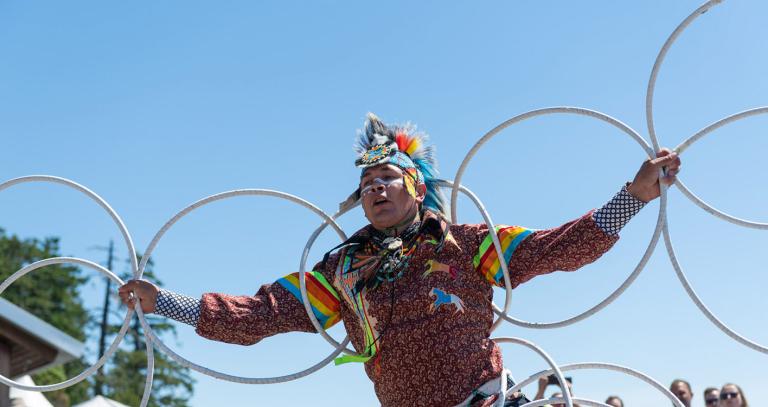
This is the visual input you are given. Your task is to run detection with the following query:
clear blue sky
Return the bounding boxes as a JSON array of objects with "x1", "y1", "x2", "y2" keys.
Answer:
[{"x1": 1, "y1": 1, "x2": 766, "y2": 405}]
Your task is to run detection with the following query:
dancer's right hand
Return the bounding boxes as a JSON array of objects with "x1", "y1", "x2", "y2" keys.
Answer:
[{"x1": 118, "y1": 279, "x2": 159, "y2": 313}]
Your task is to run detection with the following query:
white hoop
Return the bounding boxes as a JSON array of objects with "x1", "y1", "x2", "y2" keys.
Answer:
[
  {"x1": 490, "y1": 337, "x2": 574, "y2": 407},
  {"x1": 0, "y1": 176, "x2": 139, "y2": 280},
  {"x1": 449, "y1": 107, "x2": 663, "y2": 329},
  {"x1": 0, "y1": 258, "x2": 134, "y2": 392},
  {"x1": 1, "y1": 1, "x2": 766, "y2": 405},
  {"x1": 0, "y1": 176, "x2": 151, "y2": 400},
  {"x1": 136, "y1": 189, "x2": 354, "y2": 383},
  {"x1": 507, "y1": 362, "x2": 685, "y2": 407},
  {"x1": 645, "y1": 0, "x2": 768, "y2": 353},
  {"x1": 672, "y1": 107, "x2": 768, "y2": 229},
  {"x1": 298, "y1": 202, "x2": 361, "y2": 356}
]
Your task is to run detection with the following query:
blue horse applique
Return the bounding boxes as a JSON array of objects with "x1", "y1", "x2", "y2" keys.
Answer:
[{"x1": 428, "y1": 288, "x2": 465, "y2": 314}]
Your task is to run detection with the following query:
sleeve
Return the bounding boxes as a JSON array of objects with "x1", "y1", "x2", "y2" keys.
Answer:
[
  {"x1": 591, "y1": 183, "x2": 647, "y2": 235},
  {"x1": 473, "y1": 184, "x2": 642, "y2": 288},
  {"x1": 194, "y1": 258, "x2": 342, "y2": 346},
  {"x1": 155, "y1": 289, "x2": 201, "y2": 327}
]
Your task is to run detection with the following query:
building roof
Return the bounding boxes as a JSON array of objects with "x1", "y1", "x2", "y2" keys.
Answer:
[{"x1": 0, "y1": 297, "x2": 85, "y2": 377}]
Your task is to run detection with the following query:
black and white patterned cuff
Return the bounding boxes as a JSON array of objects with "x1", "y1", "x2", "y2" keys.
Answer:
[
  {"x1": 155, "y1": 289, "x2": 201, "y2": 328},
  {"x1": 592, "y1": 183, "x2": 647, "y2": 236}
]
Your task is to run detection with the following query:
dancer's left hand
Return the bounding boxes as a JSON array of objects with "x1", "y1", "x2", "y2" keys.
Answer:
[{"x1": 626, "y1": 148, "x2": 681, "y2": 202}]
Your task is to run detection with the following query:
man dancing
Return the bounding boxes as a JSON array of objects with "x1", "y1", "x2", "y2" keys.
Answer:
[{"x1": 120, "y1": 113, "x2": 680, "y2": 406}]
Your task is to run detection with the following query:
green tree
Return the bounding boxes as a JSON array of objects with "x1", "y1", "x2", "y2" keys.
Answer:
[
  {"x1": 101, "y1": 257, "x2": 194, "y2": 407},
  {"x1": 0, "y1": 228, "x2": 91, "y2": 406},
  {"x1": 0, "y1": 229, "x2": 195, "y2": 406}
]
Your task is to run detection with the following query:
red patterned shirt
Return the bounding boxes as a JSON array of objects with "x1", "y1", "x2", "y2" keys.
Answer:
[{"x1": 195, "y1": 209, "x2": 618, "y2": 406}]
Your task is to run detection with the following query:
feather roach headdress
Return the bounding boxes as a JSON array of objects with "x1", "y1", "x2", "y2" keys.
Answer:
[{"x1": 342, "y1": 113, "x2": 446, "y2": 216}]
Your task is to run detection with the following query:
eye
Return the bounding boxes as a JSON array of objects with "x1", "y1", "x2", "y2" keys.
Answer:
[{"x1": 359, "y1": 180, "x2": 376, "y2": 195}]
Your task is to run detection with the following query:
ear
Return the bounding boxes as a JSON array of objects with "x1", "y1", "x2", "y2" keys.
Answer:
[{"x1": 415, "y1": 183, "x2": 427, "y2": 203}]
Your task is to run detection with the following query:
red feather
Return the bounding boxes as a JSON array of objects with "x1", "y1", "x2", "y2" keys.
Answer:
[{"x1": 395, "y1": 132, "x2": 410, "y2": 152}]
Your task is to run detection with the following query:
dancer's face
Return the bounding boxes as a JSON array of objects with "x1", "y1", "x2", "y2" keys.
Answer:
[{"x1": 360, "y1": 164, "x2": 424, "y2": 230}]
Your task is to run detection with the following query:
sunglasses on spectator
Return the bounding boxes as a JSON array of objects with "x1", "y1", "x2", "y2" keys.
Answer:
[
  {"x1": 706, "y1": 398, "x2": 719, "y2": 404},
  {"x1": 720, "y1": 392, "x2": 739, "y2": 400}
]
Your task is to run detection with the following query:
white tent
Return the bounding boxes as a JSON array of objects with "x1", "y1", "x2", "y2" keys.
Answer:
[
  {"x1": 8, "y1": 377, "x2": 130, "y2": 407},
  {"x1": 72, "y1": 396, "x2": 130, "y2": 407},
  {"x1": 8, "y1": 376, "x2": 53, "y2": 407}
]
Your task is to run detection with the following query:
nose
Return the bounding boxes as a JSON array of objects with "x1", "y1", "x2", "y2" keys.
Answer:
[{"x1": 370, "y1": 182, "x2": 386, "y2": 194}]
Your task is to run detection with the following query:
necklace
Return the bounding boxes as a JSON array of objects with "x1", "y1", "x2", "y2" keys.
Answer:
[{"x1": 353, "y1": 221, "x2": 421, "y2": 292}]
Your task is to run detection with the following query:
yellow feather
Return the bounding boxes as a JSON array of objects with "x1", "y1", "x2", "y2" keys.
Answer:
[{"x1": 406, "y1": 139, "x2": 420, "y2": 155}]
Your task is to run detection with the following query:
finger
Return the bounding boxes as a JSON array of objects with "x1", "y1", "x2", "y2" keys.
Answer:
[
  {"x1": 650, "y1": 152, "x2": 679, "y2": 167},
  {"x1": 121, "y1": 293, "x2": 135, "y2": 306},
  {"x1": 656, "y1": 148, "x2": 674, "y2": 157},
  {"x1": 666, "y1": 156, "x2": 682, "y2": 171},
  {"x1": 674, "y1": 157, "x2": 682, "y2": 170},
  {"x1": 118, "y1": 279, "x2": 137, "y2": 293}
]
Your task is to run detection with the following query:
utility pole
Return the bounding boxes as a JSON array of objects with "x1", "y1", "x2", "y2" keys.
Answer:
[{"x1": 94, "y1": 239, "x2": 114, "y2": 396}]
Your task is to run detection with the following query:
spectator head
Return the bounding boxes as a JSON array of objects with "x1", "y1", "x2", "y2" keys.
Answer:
[
  {"x1": 605, "y1": 395, "x2": 624, "y2": 407},
  {"x1": 719, "y1": 383, "x2": 748, "y2": 407},
  {"x1": 670, "y1": 379, "x2": 693, "y2": 407},
  {"x1": 703, "y1": 387, "x2": 719, "y2": 407}
]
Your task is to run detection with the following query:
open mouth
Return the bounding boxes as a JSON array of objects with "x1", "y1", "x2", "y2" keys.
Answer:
[{"x1": 373, "y1": 198, "x2": 390, "y2": 207}]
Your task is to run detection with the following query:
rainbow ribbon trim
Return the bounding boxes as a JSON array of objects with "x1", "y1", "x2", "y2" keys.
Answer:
[
  {"x1": 277, "y1": 271, "x2": 341, "y2": 329},
  {"x1": 473, "y1": 225, "x2": 533, "y2": 286}
]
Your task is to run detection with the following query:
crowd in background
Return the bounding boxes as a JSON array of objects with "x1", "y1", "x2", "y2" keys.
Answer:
[
  {"x1": 669, "y1": 379, "x2": 749, "y2": 407},
  {"x1": 534, "y1": 376, "x2": 749, "y2": 406}
]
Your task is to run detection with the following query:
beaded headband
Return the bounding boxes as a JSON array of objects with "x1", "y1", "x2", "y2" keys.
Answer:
[{"x1": 340, "y1": 113, "x2": 445, "y2": 215}]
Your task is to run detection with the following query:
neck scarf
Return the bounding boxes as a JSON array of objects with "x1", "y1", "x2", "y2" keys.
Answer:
[{"x1": 352, "y1": 220, "x2": 422, "y2": 292}]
